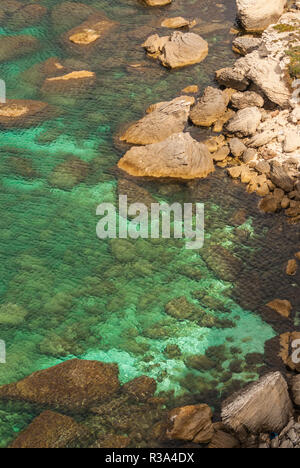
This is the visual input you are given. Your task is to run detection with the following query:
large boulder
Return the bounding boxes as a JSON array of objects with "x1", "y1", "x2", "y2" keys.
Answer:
[
  {"x1": 9, "y1": 411, "x2": 89, "y2": 449},
  {"x1": 236, "y1": 0, "x2": 287, "y2": 32},
  {"x1": 0, "y1": 100, "x2": 53, "y2": 128},
  {"x1": 226, "y1": 107, "x2": 262, "y2": 137},
  {"x1": 143, "y1": 31, "x2": 208, "y2": 69},
  {"x1": 120, "y1": 96, "x2": 194, "y2": 145},
  {"x1": 118, "y1": 132, "x2": 215, "y2": 179},
  {"x1": 166, "y1": 404, "x2": 214, "y2": 444},
  {"x1": 190, "y1": 87, "x2": 230, "y2": 127},
  {"x1": 0, "y1": 359, "x2": 120, "y2": 412},
  {"x1": 222, "y1": 372, "x2": 293, "y2": 434}
]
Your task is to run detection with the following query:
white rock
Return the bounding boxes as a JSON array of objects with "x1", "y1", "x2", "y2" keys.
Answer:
[
  {"x1": 236, "y1": 0, "x2": 287, "y2": 32},
  {"x1": 284, "y1": 129, "x2": 300, "y2": 152},
  {"x1": 226, "y1": 107, "x2": 262, "y2": 136}
]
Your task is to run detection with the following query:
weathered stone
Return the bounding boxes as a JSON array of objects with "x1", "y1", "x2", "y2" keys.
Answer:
[
  {"x1": 143, "y1": 31, "x2": 208, "y2": 69},
  {"x1": 118, "y1": 132, "x2": 214, "y2": 180},
  {"x1": 248, "y1": 131, "x2": 276, "y2": 148},
  {"x1": 181, "y1": 85, "x2": 199, "y2": 94},
  {"x1": 0, "y1": 359, "x2": 120, "y2": 411},
  {"x1": 202, "y1": 244, "x2": 243, "y2": 282},
  {"x1": 229, "y1": 138, "x2": 247, "y2": 158},
  {"x1": 213, "y1": 145, "x2": 230, "y2": 161},
  {"x1": 292, "y1": 375, "x2": 300, "y2": 406},
  {"x1": 120, "y1": 96, "x2": 194, "y2": 145},
  {"x1": 190, "y1": 87, "x2": 229, "y2": 127},
  {"x1": 0, "y1": 35, "x2": 39, "y2": 62},
  {"x1": 161, "y1": 17, "x2": 195, "y2": 29},
  {"x1": 221, "y1": 372, "x2": 293, "y2": 434},
  {"x1": 286, "y1": 259, "x2": 298, "y2": 276},
  {"x1": 284, "y1": 129, "x2": 300, "y2": 153},
  {"x1": 166, "y1": 404, "x2": 213, "y2": 444},
  {"x1": 232, "y1": 35, "x2": 262, "y2": 55},
  {"x1": 216, "y1": 67, "x2": 249, "y2": 91},
  {"x1": 231, "y1": 91, "x2": 264, "y2": 110},
  {"x1": 236, "y1": 0, "x2": 287, "y2": 32},
  {"x1": 9, "y1": 411, "x2": 88, "y2": 449},
  {"x1": 266, "y1": 299, "x2": 292, "y2": 318},
  {"x1": 208, "y1": 428, "x2": 240, "y2": 448},
  {"x1": 243, "y1": 148, "x2": 257, "y2": 163},
  {"x1": 226, "y1": 107, "x2": 261, "y2": 136},
  {"x1": 270, "y1": 161, "x2": 295, "y2": 192}
]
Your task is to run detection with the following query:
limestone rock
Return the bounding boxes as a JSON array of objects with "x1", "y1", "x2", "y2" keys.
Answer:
[
  {"x1": 9, "y1": 411, "x2": 88, "y2": 449},
  {"x1": 232, "y1": 35, "x2": 262, "y2": 55},
  {"x1": 143, "y1": 31, "x2": 208, "y2": 69},
  {"x1": 216, "y1": 67, "x2": 249, "y2": 91},
  {"x1": 118, "y1": 132, "x2": 215, "y2": 179},
  {"x1": 270, "y1": 161, "x2": 295, "y2": 192},
  {"x1": 266, "y1": 299, "x2": 292, "y2": 318},
  {"x1": 226, "y1": 107, "x2": 262, "y2": 136},
  {"x1": 120, "y1": 96, "x2": 194, "y2": 145},
  {"x1": 231, "y1": 91, "x2": 264, "y2": 110},
  {"x1": 0, "y1": 359, "x2": 120, "y2": 411},
  {"x1": 190, "y1": 87, "x2": 229, "y2": 127},
  {"x1": 236, "y1": 0, "x2": 287, "y2": 32},
  {"x1": 0, "y1": 100, "x2": 53, "y2": 128},
  {"x1": 166, "y1": 404, "x2": 213, "y2": 444},
  {"x1": 248, "y1": 131, "x2": 276, "y2": 148},
  {"x1": 286, "y1": 259, "x2": 298, "y2": 276},
  {"x1": 229, "y1": 138, "x2": 247, "y2": 158},
  {"x1": 222, "y1": 372, "x2": 293, "y2": 434},
  {"x1": 181, "y1": 85, "x2": 199, "y2": 94},
  {"x1": 284, "y1": 130, "x2": 300, "y2": 153}
]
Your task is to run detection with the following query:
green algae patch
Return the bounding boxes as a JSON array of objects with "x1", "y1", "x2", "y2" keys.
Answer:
[{"x1": 287, "y1": 46, "x2": 300, "y2": 79}]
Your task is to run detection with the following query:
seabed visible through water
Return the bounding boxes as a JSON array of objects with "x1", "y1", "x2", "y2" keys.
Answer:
[{"x1": 0, "y1": 0, "x2": 299, "y2": 447}]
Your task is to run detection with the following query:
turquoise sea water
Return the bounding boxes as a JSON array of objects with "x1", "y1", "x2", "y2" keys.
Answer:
[{"x1": 0, "y1": 0, "x2": 299, "y2": 447}]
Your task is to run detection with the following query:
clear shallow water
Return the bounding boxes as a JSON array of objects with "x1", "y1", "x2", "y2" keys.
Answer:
[{"x1": 0, "y1": 0, "x2": 299, "y2": 447}]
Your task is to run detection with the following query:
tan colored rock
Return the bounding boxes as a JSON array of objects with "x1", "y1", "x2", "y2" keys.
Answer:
[
  {"x1": 0, "y1": 35, "x2": 40, "y2": 63},
  {"x1": 120, "y1": 96, "x2": 194, "y2": 145},
  {"x1": 216, "y1": 67, "x2": 249, "y2": 91},
  {"x1": 231, "y1": 91, "x2": 264, "y2": 110},
  {"x1": 145, "y1": 0, "x2": 172, "y2": 5},
  {"x1": 286, "y1": 259, "x2": 298, "y2": 276},
  {"x1": 266, "y1": 299, "x2": 292, "y2": 318},
  {"x1": 222, "y1": 372, "x2": 293, "y2": 434},
  {"x1": 161, "y1": 17, "x2": 196, "y2": 29},
  {"x1": 42, "y1": 70, "x2": 96, "y2": 94},
  {"x1": 226, "y1": 107, "x2": 262, "y2": 136},
  {"x1": 190, "y1": 87, "x2": 229, "y2": 127},
  {"x1": 232, "y1": 35, "x2": 262, "y2": 55},
  {"x1": 9, "y1": 411, "x2": 88, "y2": 449},
  {"x1": 236, "y1": 0, "x2": 287, "y2": 32},
  {"x1": 0, "y1": 359, "x2": 120, "y2": 411},
  {"x1": 181, "y1": 85, "x2": 199, "y2": 94},
  {"x1": 258, "y1": 195, "x2": 279, "y2": 213},
  {"x1": 213, "y1": 145, "x2": 230, "y2": 162},
  {"x1": 143, "y1": 31, "x2": 208, "y2": 69},
  {"x1": 208, "y1": 427, "x2": 240, "y2": 448},
  {"x1": 295, "y1": 252, "x2": 300, "y2": 260},
  {"x1": 166, "y1": 404, "x2": 213, "y2": 444},
  {"x1": 292, "y1": 375, "x2": 300, "y2": 406},
  {"x1": 118, "y1": 132, "x2": 214, "y2": 180},
  {"x1": 0, "y1": 100, "x2": 53, "y2": 128}
]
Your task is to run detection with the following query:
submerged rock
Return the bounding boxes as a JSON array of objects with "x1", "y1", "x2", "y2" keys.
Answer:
[
  {"x1": 42, "y1": 70, "x2": 96, "y2": 95},
  {"x1": 143, "y1": 31, "x2": 208, "y2": 69},
  {"x1": 118, "y1": 132, "x2": 214, "y2": 179},
  {"x1": 0, "y1": 359, "x2": 120, "y2": 411},
  {"x1": 122, "y1": 376, "x2": 157, "y2": 402},
  {"x1": 62, "y1": 14, "x2": 117, "y2": 54},
  {"x1": 9, "y1": 411, "x2": 89, "y2": 449},
  {"x1": 1, "y1": 3, "x2": 47, "y2": 31},
  {"x1": 120, "y1": 96, "x2": 194, "y2": 145},
  {"x1": 161, "y1": 17, "x2": 196, "y2": 29},
  {"x1": 202, "y1": 244, "x2": 243, "y2": 282},
  {"x1": 144, "y1": 0, "x2": 172, "y2": 5},
  {"x1": 266, "y1": 299, "x2": 292, "y2": 318},
  {"x1": 222, "y1": 372, "x2": 293, "y2": 434},
  {"x1": 166, "y1": 404, "x2": 214, "y2": 444},
  {"x1": 0, "y1": 100, "x2": 53, "y2": 128},
  {"x1": 0, "y1": 35, "x2": 40, "y2": 62},
  {"x1": 236, "y1": 0, "x2": 287, "y2": 32},
  {"x1": 48, "y1": 157, "x2": 90, "y2": 190}
]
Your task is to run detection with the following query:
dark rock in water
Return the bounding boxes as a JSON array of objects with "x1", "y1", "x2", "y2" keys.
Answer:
[
  {"x1": 165, "y1": 404, "x2": 214, "y2": 443},
  {"x1": 185, "y1": 354, "x2": 215, "y2": 371},
  {"x1": 208, "y1": 423, "x2": 240, "y2": 448},
  {"x1": 9, "y1": 411, "x2": 89, "y2": 449},
  {"x1": 42, "y1": 70, "x2": 96, "y2": 95},
  {"x1": 201, "y1": 244, "x2": 243, "y2": 282},
  {"x1": 3, "y1": 4, "x2": 47, "y2": 31},
  {"x1": 0, "y1": 100, "x2": 54, "y2": 128},
  {"x1": 291, "y1": 375, "x2": 300, "y2": 406},
  {"x1": 122, "y1": 376, "x2": 157, "y2": 402},
  {"x1": 221, "y1": 372, "x2": 293, "y2": 434},
  {"x1": 7, "y1": 157, "x2": 38, "y2": 179},
  {"x1": 0, "y1": 359, "x2": 120, "y2": 411},
  {"x1": 51, "y1": 1, "x2": 97, "y2": 33},
  {"x1": 48, "y1": 157, "x2": 90, "y2": 190},
  {"x1": 0, "y1": 35, "x2": 40, "y2": 62},
  {"x1": 118, "y1": 178, "x2": 156, "y2": 212}
]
